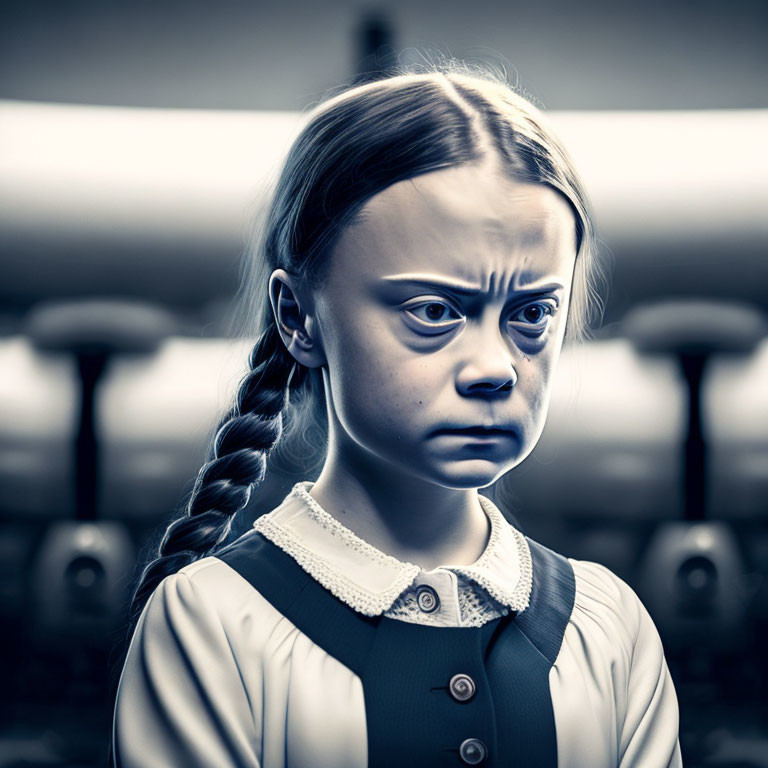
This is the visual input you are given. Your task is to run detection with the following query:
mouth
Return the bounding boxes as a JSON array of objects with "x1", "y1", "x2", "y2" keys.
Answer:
[{"x1": 431, "y1": 425, "x2": 517, "y2": 439}]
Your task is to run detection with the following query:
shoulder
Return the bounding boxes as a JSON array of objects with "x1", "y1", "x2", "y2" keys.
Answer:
[
  {"x1": 170, "y1": 528, "x2": 285, "y2": 607},
  {"x1": 566, "y1": 558, "x2": 663, "y2": 670},
  {"x1": 556, "y1": 557, "x2": 674, "y2": 719},
  {"x1": 521, "y1": 538, "x2": 657, "y2": 664},
  {"x1": 570, "y1": 559, "x2": 645, "y2": 633},
  {"x1": 176, "y1": 552, "x2": 258, "y2": 605},
  {"x1": 139, "y1": 537, "x2": 294, "y2": 657},
  {"x1": 513, "y1": 541, "x2": 652, "y2": 669}
]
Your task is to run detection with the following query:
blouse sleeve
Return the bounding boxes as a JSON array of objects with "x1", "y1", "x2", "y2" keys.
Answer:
[
  {"x1": 112, "y1": 569, "x2": 261, "y2": 768},
  {"x1": 616, "y1": 574, "x2": 682, "y2": 768},
  {"x1": 572, "y1": 559, "x2": 682, "y2": 768}
]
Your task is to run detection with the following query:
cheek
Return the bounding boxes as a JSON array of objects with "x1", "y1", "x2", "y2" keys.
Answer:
[
  {"x1": 324, "y1": 320, "x2": 401, "y2": 415},
  {"x1": 339, "y1": 354, "x2": 435, "y2": 421},
  {"x1": 327, "y1": 306, "x2": 435, "y2": 392},
  {"x1": 524, "y1": 350, "x2": 561, "y2": 433},
  {"x1": 328, "y1": 340, "x2": 448, "y2": 446}
]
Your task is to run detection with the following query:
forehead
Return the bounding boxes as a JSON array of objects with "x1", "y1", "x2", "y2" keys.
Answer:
[{"x1": 328, "y1": 163, "x2": 577, "y2": 292}]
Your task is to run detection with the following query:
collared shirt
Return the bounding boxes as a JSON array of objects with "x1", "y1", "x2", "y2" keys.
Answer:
[
  {"x1": 112, "y1": 481, "x2": 683, "y2": 768},
  {"x1": 253, "y1": 481, "x2": 532, "y2": 627}
]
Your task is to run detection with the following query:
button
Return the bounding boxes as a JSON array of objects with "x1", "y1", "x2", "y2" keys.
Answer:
[
  {"x1": 416, "y1": 585, "x2": 440, "y2": 613},
  {"x1": 459, "y1": 738, "x2": 487, "y2": 765},
  {"x1": 449, "y1": 673, "x2": 476, "y2": 702}
]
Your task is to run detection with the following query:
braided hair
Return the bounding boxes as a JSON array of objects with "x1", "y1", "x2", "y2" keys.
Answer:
[
  {"x1": 128, "y1": 58, "x2": 606, "y2": 633},
  {"x1": 128, "y1": 325, "x2": 307, "y2": 629}
]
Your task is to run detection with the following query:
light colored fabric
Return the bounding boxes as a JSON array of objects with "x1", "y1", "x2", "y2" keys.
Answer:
[
  {"x1": 112, "y1": 483, "x2": 683, "y2": 768},
  {"x1": 551, "y1": 560, "x2": 683, "y2": 768},
  {"x1": 386, "y1": 568, "x2": 512, "y2": 626},
  {"x1": 113, "y1": 557, "x2": 368, "y2": 768},
  {"x1": 253, "y1": 481, "x2": 531, "y2": 627}
]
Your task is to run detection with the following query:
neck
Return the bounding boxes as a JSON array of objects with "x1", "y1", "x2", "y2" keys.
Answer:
[{"x1": 309, "y1": 435, "x2": 490, "y2": 571}]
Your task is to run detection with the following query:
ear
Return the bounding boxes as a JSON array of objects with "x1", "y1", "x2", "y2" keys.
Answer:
[{"x1": 268, "y1": 269, "x2": 326, "y2": 368}]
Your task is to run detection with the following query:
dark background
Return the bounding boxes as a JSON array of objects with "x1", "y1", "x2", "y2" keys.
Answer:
[
  {"x1": 1, "y1": 1, "x2": 767, "y2": 766},
  {"x1": 3, "y1": 0, "x2": 768, "y2": 110}
]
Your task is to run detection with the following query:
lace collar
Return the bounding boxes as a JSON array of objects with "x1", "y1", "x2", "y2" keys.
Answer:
[{"x1": 252, "y1": 481, "x2": 532, "y2": 618}]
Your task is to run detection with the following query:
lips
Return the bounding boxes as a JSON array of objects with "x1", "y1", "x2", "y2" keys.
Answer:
[{"x1": 431, "y1": 425, "x2": 516, "y2": 437}]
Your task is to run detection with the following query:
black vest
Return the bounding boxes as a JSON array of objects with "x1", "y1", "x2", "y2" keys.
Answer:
[{"x1": 217, "y1": 530, "x2": 575, "y2": 768}]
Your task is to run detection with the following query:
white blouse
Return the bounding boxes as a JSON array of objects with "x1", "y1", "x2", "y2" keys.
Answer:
[{"x1": 112, "y1": 481, "x2": 683, "y2": 768}]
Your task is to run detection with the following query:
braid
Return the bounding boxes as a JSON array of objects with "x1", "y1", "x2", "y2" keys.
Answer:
[{"x1": 128, "y1": 323, "x2": 307, "y2": 630}]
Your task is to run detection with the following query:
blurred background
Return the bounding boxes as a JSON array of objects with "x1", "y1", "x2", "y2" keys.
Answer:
[{"x1": 1, "y1": 0, "x2": 767, "y2": 766}]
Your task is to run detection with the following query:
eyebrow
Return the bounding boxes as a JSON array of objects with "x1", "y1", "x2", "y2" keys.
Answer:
[{"x1": 380, "y1": 273, "x2": 565, "y2": 296}]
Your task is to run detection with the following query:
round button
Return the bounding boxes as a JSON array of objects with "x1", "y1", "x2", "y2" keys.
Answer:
[
  {"x1": 449, "y1": 673, "x2": 476, "y2": 702},
  {"x1": 416, "y1": 585, "x2": 440, "y2": 613},
  {"x1": 459, "y1": 738, "x2": 487, "y2": 765}
]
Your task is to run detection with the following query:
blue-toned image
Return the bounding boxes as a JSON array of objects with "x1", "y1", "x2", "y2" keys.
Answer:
[{"x1": 1, "y1": 2, "x2": 766, "y2": 766}]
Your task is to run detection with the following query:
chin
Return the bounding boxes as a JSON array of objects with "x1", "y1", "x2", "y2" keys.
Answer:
[{"x1": 427, "y1": 459, "x2": 514, "y2": 490}]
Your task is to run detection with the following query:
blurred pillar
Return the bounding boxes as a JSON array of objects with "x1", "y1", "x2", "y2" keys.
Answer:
[{"x1": 353, "y1": 8, "x2": 397, "y2": 84}]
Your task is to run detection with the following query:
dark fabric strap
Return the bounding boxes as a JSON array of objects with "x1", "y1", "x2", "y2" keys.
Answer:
[
  {"x1": 217, "y1": 529, "x2": 575, "y2": 767},
  {"x1": 217, "y1": 528, "x2": 379, "y2": 674},
  {"x1": 517, "y1": 537, "x2": 577, "y2": 665},
  {"x1": 483, "y1": 537, "x2": 577, "y2": 767}
]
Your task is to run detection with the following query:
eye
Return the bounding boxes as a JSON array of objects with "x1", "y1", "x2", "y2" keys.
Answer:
[
  {"x1": 508, "y1": 301, "x2": 557, "y2": 335},
  {"x1": 403, "y1": 299, "x2": 464, "y2": 335}
]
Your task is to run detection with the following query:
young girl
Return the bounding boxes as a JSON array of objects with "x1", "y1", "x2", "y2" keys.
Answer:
[{"x1": 112, "y1": 63, "x2": 682, "y2": 768}]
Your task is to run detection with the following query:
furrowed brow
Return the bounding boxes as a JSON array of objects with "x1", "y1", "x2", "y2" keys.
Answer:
[{"x1": 381, "y1": 274, "x2": 565, "y2": 296}]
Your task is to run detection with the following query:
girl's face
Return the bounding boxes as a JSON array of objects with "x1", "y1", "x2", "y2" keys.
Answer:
[{"x1": 312, "y1": 161, "x2": 578, "y2": 490}]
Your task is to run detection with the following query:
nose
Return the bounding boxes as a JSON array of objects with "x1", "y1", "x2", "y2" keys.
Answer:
[{"x1": 455, "y1": 327, "x2": 518, "y2": 397}]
